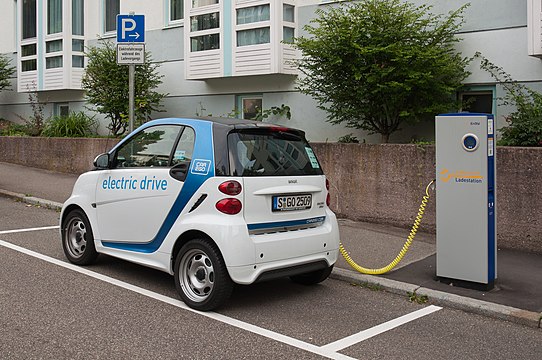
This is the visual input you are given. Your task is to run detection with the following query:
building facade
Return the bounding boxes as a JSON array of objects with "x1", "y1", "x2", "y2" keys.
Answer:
[{"x1": 0, "y1": 0, "x2": 541, "y2": 142}]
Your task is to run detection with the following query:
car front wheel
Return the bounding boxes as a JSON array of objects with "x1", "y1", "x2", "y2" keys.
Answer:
[
  {"x1": 174, "y1": 238, "x2": 233, "y2": 311},
  {"x1": 62, "y1": 209, "x2": 98, "y2": 265}
]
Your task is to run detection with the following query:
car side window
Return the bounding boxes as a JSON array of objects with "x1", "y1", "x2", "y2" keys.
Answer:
[
  {"x1": 171, "y1": 126, "x2": 196, "y2": 166},
  {"x1": 114, "y1": 125, "x2": 182, "y2": 168}
]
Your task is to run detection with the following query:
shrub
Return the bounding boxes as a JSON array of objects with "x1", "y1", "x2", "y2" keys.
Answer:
[
  {"x1": 0, "y1": 121, "x2": 30, "y2": 136},
  {"x1": 41, "y1": 111, "x2": 98, "y2": 138},
  {"x1": 477, "y1": 54, "x2": 542, "y2": 146}
]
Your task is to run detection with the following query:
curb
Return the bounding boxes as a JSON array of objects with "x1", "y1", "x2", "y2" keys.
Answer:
[
  {"x1": 0, "y1": 189, "x2": 63, "y2": 211},
  {"x1": 331, "y1": 267, "x2": 541, "y2": 330},
  {"x1": 1, "y1": 188, "x2": 540, "y2": 330}
]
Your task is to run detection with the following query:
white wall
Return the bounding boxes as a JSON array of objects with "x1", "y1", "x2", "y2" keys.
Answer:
[{"x1": 0, "y1": 0, "x2": 17, "y2": 54}]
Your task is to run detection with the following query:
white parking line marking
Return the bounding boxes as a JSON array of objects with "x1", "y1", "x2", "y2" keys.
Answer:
[
  {"x1": 0, "y1": 225, "x2": 59, "y2": 235},
  {"x1": 321, "y1": 305, "x2": 442, "y2": 352},
  {"x1": 0, "y1": 239, "x2": 355, "y2": 360}
]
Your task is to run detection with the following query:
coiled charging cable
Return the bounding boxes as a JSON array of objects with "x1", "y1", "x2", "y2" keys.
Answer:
[{"x1": 339, "y1": 179, "x2": 435, "y2": 275}]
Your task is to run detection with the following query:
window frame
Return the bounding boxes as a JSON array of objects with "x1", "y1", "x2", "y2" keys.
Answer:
[
  {"x1": 72, "y1": 0, "x2": 85, "y2": 36},
  {"x1": 168, "y1": 0, "x2": 184, "y2": 26},
  {"x1": 104, "y1": 0, "x2": 120, "y2": 34},
  {"x1": 458, "y1": 86, "x2": 496, "y2": 114},
  {"x1": 22, "y1": 0, "x2": 37, "y2": 40},
  {"x1": 47, "y1": 0, "x2": 63, "y2": 35},
  {"x1": 54, "y1": 103, "x2": 70, "y2": 117},
  {"x1": 192, "y1": 0, "x2": 219, "y2": 9},
  {"x1": 112, "y1": 125, "x2": 191, "y2": 169},
  {"x1": 236, "y1": 94, "x2": 263, "y2": 120}
]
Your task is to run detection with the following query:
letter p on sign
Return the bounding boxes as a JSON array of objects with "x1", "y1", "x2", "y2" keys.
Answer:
[{"x1": 122, "y1": 18, "x2": 136, "y2": 39}]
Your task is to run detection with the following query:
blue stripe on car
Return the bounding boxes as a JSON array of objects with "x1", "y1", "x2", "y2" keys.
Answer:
[{"x1": 102, "y1": 119, "x2": 215, "y2": 253}]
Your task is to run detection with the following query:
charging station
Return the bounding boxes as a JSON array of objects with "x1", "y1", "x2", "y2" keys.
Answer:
[{"x1": 435, "y1": 113, "x2": 496, "y2": 290}]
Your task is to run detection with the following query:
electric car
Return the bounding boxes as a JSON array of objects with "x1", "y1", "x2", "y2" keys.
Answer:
[{"x1": 60, "y1": 117, "x2": 340, "y2": 311}]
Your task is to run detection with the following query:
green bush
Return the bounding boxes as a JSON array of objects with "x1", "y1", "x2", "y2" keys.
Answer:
[
  {"x1": 41, "y1": 111, "x2": 98, "y2": 138},
  {"x1": 477, "y1": 54, "x2": 542, "y2": 146},
  {"x1": 497, "y1": 99, "x2": 542, "y2": 146},
  {"x1": 337, "y1": 133, "x2": 360, "y2": 143},
  {"x1": 0, "y1": 122, "x2": 30, "y2": 136}
]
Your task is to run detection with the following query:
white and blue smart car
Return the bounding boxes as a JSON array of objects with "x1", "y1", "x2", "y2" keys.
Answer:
[{"x1": 61, "y1": 117, "x2": 340, "y2": 310}]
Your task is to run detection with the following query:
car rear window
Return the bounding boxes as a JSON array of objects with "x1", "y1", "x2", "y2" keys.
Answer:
[{"x1": 228, "y1": 129, "x2": 323, "y2": 176}]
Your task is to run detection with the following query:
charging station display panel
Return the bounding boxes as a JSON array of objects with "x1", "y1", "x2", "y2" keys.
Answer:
[{"x1": 435, "y1": 114, "x2": 496, "y2": 286}]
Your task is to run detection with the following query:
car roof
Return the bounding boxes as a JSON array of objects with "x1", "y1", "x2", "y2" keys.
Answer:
[{"x1": 148, "y1": 116, "x2": 304, "y2": 133}]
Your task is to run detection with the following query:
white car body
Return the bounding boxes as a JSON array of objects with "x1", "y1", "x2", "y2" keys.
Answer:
[{"x1": 61, "y1": 117, "x2": 340, "y2": 309}]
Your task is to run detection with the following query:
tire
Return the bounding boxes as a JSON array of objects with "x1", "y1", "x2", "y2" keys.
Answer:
[
  {"x1": 290, "y1": 265, "x2": 333, "y2": 285},
  {"x1": 61, "y1": 209, "x2": 98, "y2": 265},
  {"x1": 174, "y1": 238, "x2": 233, "y2": 311}
]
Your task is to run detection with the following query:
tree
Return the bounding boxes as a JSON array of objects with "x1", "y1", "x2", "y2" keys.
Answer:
[
  {"x1": 82, "y1": 41, "x2": 166, "y2": 136},
  {"x1": 293, "y1": 0, "x2": 471, "y2": 143},
  {"x1": 477, "y1": 54, "x2": 542, "y2": 146},
  {"x1": 0, "y1": 54, "x2": 16, "y2": 92}
]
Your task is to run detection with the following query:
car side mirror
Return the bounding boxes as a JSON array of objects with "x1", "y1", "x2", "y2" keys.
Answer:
[{"x1": 94, "y1": 153, "x2": 110, "y2": 170}]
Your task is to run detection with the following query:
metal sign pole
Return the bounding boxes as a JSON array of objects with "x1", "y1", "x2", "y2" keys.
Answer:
[{"x1": 129, "y1": 64, "x2": 135, "y2": 133}]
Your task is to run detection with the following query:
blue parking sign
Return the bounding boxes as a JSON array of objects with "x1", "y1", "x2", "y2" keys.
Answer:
[{"x1": 117, "y1": 14, "x2": 145, "y2": 43}]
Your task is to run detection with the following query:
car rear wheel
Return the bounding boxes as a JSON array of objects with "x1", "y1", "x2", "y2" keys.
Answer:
[
  {"x1": 62, "y1": 209, "x2": 98, "y2": 265},
  {"x1": 174, "y1": 238, "x2": 233, "y2": 311},
  {"x1": 290, "y1": 265, "x2": 333, "y2": 285}
]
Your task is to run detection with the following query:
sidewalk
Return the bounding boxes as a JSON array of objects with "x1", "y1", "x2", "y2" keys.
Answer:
[{"x1": 1, "y1": 161, "x2": 540, "y2": 328}]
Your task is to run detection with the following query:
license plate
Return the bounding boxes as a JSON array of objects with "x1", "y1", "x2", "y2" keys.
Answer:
[{"x1": 272, "y1": 194, "x2": 312, "y2": 212}]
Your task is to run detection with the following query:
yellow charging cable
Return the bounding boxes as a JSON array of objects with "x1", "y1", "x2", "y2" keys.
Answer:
[{"x1": 339, "y1": 179, "x2": 435, "y2": 275}]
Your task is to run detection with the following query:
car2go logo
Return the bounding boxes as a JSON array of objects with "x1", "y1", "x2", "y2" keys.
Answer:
[{"x1": 190, "y1": 159, "x2": 211, "y2": 176}]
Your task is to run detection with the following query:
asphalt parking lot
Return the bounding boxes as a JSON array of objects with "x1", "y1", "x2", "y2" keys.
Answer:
[{"x1": 0, "y1": 196, "x2": 540, "y2": 360}]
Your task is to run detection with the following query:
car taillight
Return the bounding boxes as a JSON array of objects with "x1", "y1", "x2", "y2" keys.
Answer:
[
  {"x1": 216, "y1": 198, "x2": 242, "y2": 215},
  {"x1": 218, "y1": 180, "x2": 242, "y2": 195},
  {"x1": 326, "y1": 178, "x2": 330, "y2": 190}
]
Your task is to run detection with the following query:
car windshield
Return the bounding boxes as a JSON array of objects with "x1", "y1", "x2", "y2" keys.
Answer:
[{"x1": 228, "y1": 129, "x2": 323, "y2": 177}]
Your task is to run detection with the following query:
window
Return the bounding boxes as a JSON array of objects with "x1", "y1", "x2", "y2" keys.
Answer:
[
  {"x1": 47, "y1": 0, "x2": 62, "y2": 34},
  {"x1": 46, "y1": 56, "x2": 63, "y2": 69},
  {"x1": 72, "y1": 55, "x2": 84, "y2": 68},
  {"x1": 72, "y1": 0, "x2": 84, "y2": 35},
  {"x1": 237, "y1": 5, "x2": 270, "y2": 25},
  {"x1": 114, "y1": 125, "x2": 183, "y2": 168},
  {"x1": 54, "y1": 103, "x2": 70, "y2": 116},
  {"x1": 21, "y1": 44, "x2": 37, "y2": 57},
  {"x1": 192, "y1": 0, "x2": 218, "y2": 8},
  {"x1": 238, "y1": 95, "x2": 262, "y2": 120},
  {"x1": 460, "y1": 91, "x2": 494, "y2": 114},
  {"x1": 283, "y1": 27, "x2": 294, "y2": 43},
  {"x1": 21, "y1": 59, "x2": 37, "y2": 72},
  {"x1": 172, "y1": 127, "x2": 195, "y2": 166},
  {"x1": 105, "y1": 0, "x2": 120, "y2": 33},
  {"x1": 46, "y1": 39, "x2": 63, "y2": 53},
  {"x1": 22, "y1": 0, "x2": 37, "y2": 39},
  {"x1": 228, "y1": 130, "x2": 323, "y2": 177},
  {"x1": 170, "y1": 0, "x2": 183, "y2": 22},
  {"x1": 237, "y1": 28, "x2": 270, "y2": 46},
  {"x1": 190, "y1": 12, "x2": 219, "y2": 31},
  {"x1": 283, "y1": 4, "x2": 295, "y2": 22},
  {"x1": 72, "y1": 39, "x2": 85, "y2": 52},
  {"x1": 191, "y1": 34, "x2": 220, "y2": 51}
]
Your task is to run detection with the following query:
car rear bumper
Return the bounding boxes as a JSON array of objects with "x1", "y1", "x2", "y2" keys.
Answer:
[{"x1": 227, "y1": 250, "x2": 338, "y2": 284}]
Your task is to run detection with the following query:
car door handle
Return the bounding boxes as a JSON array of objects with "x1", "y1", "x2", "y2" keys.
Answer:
[{"x1": 170, "y1": 162, "x2": 190, "y2": 182}]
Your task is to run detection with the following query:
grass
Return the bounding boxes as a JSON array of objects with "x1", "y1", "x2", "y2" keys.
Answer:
[
  {"x1": 350, "y1": 281, "x2": 383, "y2": 291},
  {"x1": 407, "y1": 291, "x2": 429, "y2": 304}
]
